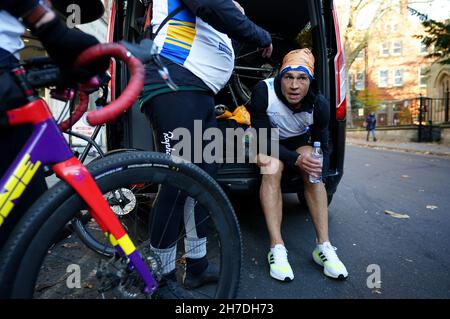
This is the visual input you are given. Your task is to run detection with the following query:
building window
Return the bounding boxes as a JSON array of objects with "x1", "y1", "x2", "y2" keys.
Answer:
[
  {"x1": 379, "y1": 70, "x2": 389, "y2": 87},
  {"x1": 393, "y1": 69, "x2": 403, "y2": 86},
  {"x1": 355, "y1": 72, "x2": 365, "y2": 90},
  {"x1": 419, "y1": 67, "x2": 428, "y2": 87},
  {"x1": 380, "y1": 43, "x2": 390, "y2": 56},
  {"x1": 385, "y1": 23, "x2": 398, "y2": 33},
  {"x1": 419, "y1": 42, "x2": 428, "y2": 55},
  {"x1": 392, "y1": 41, "x2": 402, "y2": 55}
]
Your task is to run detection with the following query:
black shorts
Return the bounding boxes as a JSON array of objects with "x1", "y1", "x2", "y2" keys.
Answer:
[{"x1": 280, "y1": 133, "x2": 312, "y2": 151}]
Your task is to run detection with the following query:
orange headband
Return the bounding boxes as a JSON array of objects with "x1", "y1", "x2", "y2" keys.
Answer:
[{"x1": 280, "y1": 48, "x2": 315, "y2": 79}]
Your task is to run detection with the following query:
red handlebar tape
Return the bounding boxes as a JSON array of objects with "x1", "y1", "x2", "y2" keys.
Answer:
[{"x1": 74, "y1": 43, "x2": 145, "y2": 126}]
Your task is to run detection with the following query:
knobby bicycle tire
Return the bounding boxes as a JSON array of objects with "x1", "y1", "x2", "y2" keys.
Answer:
[{"x1": 0, "y1": 151, "x2": 242, "y2": 299}]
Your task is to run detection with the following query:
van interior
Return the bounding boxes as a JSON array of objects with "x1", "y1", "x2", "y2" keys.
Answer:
[{"x1": 107, "y1": 0, "x2": 345, "y2": 203}]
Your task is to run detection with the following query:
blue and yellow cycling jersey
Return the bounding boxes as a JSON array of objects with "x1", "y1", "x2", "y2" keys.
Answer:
[{"x1": 152, "y1": 0, "x2": 234, "y2": 94}]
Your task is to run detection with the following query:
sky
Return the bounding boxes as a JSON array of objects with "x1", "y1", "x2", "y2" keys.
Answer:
[
  {"x1": 410, "y1": 0, "x2": 450, "y2": 20},
  {"x1": 336, "y1": 0, "x2": 450, "y2": 29},
  {"x1": 408, "y1": 0, "x2": 450, "y2": 20}
]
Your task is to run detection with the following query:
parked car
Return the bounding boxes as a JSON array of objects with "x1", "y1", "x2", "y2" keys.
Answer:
[{"x1": 106, "y1": 0, "x2": 347, "y2": 205}]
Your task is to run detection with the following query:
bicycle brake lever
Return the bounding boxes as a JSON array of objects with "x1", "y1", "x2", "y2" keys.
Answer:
[
  {"x1": 158, "y1": 67, "x2": 178, "y2": 91},
  {"x1": 119, "y1": 39, "x2": 154, "y2": 64},
  {"x1": 152, "y1": 54, "x2": 178, "y2": 91},
  {"x1": 78, "y1": 76, "x2": 100, "y2": 93},
  {"x1": 121, "y1": 40, "x2": 178, "y2": 90}
]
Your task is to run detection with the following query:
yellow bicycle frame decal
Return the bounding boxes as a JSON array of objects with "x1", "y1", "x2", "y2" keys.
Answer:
[{"x1": 0, "y1": 154, "x2": 41, "y2": 226}]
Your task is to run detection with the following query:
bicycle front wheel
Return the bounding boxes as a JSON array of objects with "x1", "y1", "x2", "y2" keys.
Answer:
[{"x1": 1, "y1": 151, "x2": 242, "y2": 299}]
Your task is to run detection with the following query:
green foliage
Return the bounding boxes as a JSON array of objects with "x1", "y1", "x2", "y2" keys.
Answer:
[
  {"x1": 409, "y1": 7, "x2": 450, "y2": 64},
  {"x1": 398, "y1": 107, "x2": 412, "y2": 124},
  {"x1": 352, "y1": 88, "x2": 382, "y2": 114}
]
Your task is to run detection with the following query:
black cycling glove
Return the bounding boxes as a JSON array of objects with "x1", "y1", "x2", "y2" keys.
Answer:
[{"x1": 32, "y1": 16, "x2": 110, "y2": 82}]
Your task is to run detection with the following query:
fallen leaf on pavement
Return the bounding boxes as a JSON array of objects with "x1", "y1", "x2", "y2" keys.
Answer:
[
  {"x1": 372, "y1": 289, "x2": 382, "y2": 294},
  {"x1": 384, "y1": 210, "x2": 410, "y2": 219},
  {"x1": 83, "y1": 282, "x2": 93, "y2": 289},
  {"x1": 426, "y1": 205, "x2": 438, "y2": 210}
]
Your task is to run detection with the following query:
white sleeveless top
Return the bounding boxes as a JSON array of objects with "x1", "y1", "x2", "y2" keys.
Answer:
[
  {"x1": 264, "y1": 78, "x2": 314, "y2": 140},
  {"x1": 0, "y1": 11, "x2": 25, "y2": 59}
]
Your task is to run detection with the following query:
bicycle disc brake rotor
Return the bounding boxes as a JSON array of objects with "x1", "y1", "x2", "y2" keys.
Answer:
[{"x1": 105, "y1": 188, "x2": 136, "y2": 216}]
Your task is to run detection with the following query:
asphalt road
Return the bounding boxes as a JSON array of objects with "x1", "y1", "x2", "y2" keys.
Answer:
[
  {"x1": 235, "y1": 144, "x2": 450, "y2": 299},
  {"x1": 37, "y1": 144, "x2": 450, "y2": 300}
]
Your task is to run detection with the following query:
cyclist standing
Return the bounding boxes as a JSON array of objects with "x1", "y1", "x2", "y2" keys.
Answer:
[
  {"x1": 139, "y1": 0, "x2": 272, "y2": 296},
  {"x1": 0, "y1": 0, "x2": 108, "y2": 246}
]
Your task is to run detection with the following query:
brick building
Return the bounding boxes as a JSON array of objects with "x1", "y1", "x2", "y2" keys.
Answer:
[{"x1": 348, "y1": 0, "x2": 445, "y2": 126}]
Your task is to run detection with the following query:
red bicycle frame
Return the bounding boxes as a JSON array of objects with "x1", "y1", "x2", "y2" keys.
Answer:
[{"x1": 0, "y1": 43, "x2": 158, "y2": 294}]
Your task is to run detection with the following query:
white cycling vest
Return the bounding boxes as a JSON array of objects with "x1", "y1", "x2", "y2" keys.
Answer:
[
  {"x1": 264, "y1": 78, "x2": 314, "y2": 140},
  {"x1": 152, "y1": 0, "x2": 235, "y2": 93},
  {"x1": 0, "y1": 11, "x2": 25, "y2": 59}
]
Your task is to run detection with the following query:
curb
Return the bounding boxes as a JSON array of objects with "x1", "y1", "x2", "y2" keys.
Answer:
[{"x1": 346, "y1": 140, "x2": 450, "y2": 158}]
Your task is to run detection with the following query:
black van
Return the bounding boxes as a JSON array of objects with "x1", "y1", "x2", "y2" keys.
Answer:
[{"x1": 107, "y1": 0, "x2": 347, "y2": 205}]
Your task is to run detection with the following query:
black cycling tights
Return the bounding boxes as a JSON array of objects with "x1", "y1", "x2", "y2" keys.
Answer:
[{"x1": 143, "y1": 90, "x2": 218, "y2": 250}]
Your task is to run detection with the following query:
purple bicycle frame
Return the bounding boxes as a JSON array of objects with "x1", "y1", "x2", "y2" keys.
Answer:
[{"x1": 0, "y1": 98, "x2": 157, "y2": 294}]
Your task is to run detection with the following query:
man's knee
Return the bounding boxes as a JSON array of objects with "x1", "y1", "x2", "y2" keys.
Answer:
[
  {"x1": 302, "y1": 172, "x2": 325, "y2": 191},
  {"x1": 257, "y1": 154, "x2": 284, "y2": 178}
]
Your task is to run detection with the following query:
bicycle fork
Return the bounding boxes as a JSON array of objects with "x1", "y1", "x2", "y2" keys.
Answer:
[{"x1": 52, "y1": 157, "x2": 158, "y2": 294}]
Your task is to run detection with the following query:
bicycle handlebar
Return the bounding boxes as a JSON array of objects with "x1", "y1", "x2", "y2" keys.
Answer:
[
  {"x1": 74, "y1": 42, "x2": 145, "y2": 126},
  {"x1": 58, "y1": 91, "x2": 89, "y2": 131}
]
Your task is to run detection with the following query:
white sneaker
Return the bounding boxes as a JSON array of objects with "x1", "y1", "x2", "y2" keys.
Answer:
[
  {"x1": 312, "y1": 241, "x2": 348, "y2": 280},
  {"x1": 268, "y1": 244, "x2": 294, "y2": 282}
]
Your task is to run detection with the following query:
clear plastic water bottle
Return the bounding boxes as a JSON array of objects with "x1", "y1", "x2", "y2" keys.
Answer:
[
  {"x1": 242, "y1": 128, "x2": 253, "y2": 162},
  {"x1": 309, "y1": 141, "x2": 323, "y2": 184}
]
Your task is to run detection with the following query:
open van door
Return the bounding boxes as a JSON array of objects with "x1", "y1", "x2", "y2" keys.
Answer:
[
  {"x1": 106, "y1": 0, "x2": 154, "y2": 151},
  {"x1": 322, "y1": 0, "x2": 347, "y2": 196}
]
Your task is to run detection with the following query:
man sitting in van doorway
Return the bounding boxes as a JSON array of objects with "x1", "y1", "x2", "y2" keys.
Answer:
[{"x1": 247, "y1": 49, "x2": 348, "y2": 282}]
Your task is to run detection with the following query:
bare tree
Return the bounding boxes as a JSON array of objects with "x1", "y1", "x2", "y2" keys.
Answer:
[
  {"x1": 341, "y1": 0, "x2": 387, "y2": 126},
  {"x1": 340, "y1": 0, "x2": 434, "y2": 127}
]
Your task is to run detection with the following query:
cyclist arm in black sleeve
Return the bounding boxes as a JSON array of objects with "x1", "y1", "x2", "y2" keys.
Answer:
[
  {"x1": 248, "y1": 81, "x2": 300, "y2": 168},
  {"x1": 1, "y1": 0, "x2": 108, "y2": 81},
  {"x1": 0, "y1": 0, "x2": 38, "y2": 17},
  {"x1": 181, "y1": 0, "x2": 271, "y2": 47},
  {"x1": 310, "y1": 94, "x2": 331, "y2": 174}
]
